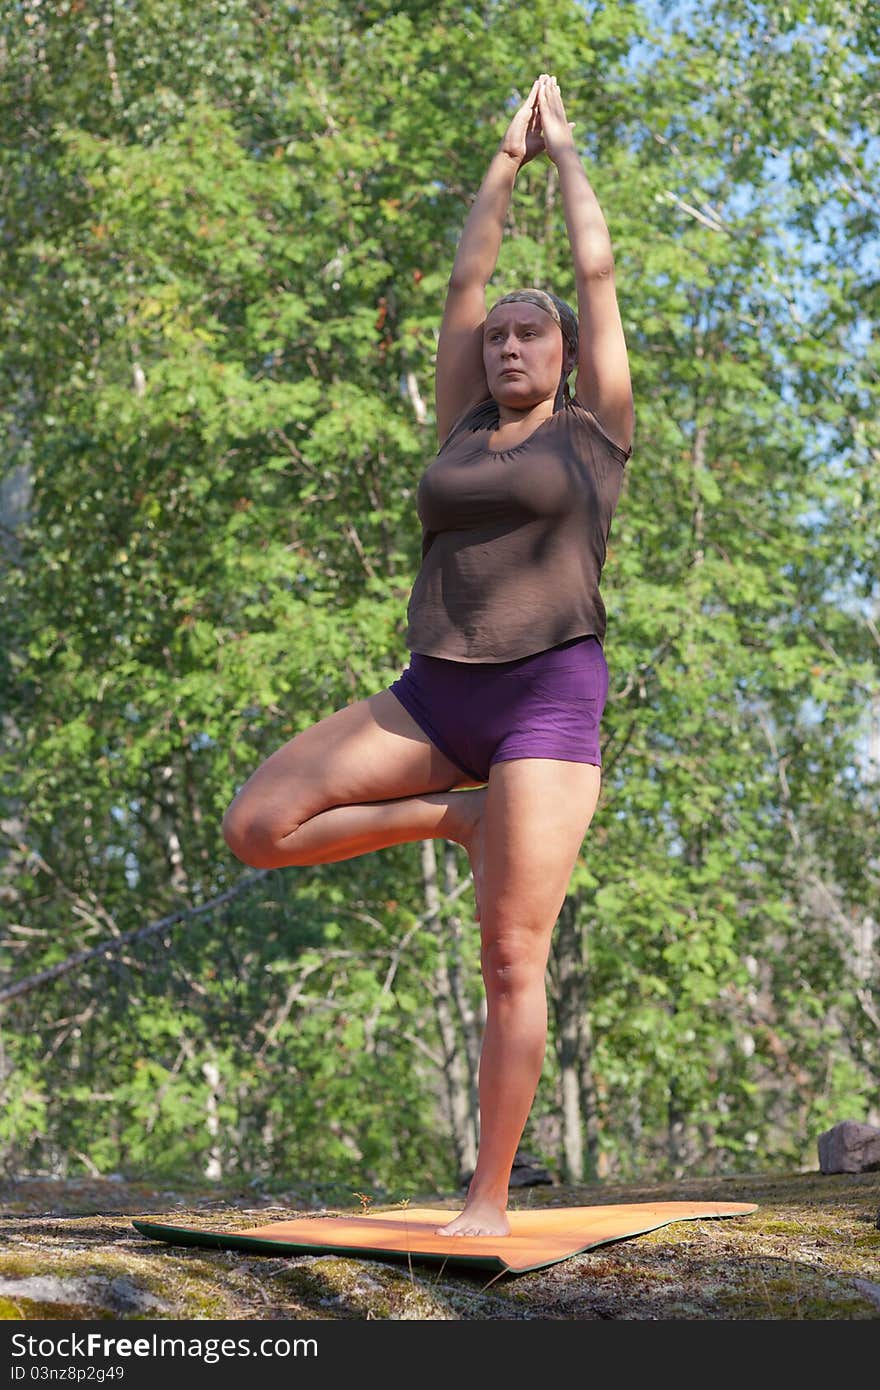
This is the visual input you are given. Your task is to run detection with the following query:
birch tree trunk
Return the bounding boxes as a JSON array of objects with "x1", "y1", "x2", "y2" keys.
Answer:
[
  {"x1": 442, "y1": 842, "x2": 481, "y2": 1098},
  {"x1": 421, "y1": 839, "x2": 478, "y2": 1182},
  {"x1": 202, "y1": 1057, "x2": 223, "y2": 1181},
  {"x1": 549, "y1": 896, "x2": 600, "y2": 1182}
]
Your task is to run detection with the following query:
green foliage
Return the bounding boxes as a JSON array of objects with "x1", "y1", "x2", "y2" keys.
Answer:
[{"x1": 0, "y1": 0, "x2": 877, "y2": 1189}]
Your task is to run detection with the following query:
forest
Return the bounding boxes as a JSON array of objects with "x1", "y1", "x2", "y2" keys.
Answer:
[{"x1": 0, "y1": 0, "x2": 877, "y2": 1201}]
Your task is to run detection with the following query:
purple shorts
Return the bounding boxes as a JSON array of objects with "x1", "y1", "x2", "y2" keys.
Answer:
[{"x1": 387, "y1": 635, "x2": 609, "y2": 785}]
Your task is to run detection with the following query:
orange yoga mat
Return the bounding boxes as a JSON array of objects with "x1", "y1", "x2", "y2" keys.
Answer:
[{"x1": 133, "y1": 1201, "x2": 758, "y2": 1274}]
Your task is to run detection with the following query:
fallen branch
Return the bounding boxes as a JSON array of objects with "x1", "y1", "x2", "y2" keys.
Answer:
[
  {"x1": 0, "y1": 871, "x2": 270, "y2": 1004},
  {"x1": 1, "y1": 861, "x2": 478, "y2": 1007}
]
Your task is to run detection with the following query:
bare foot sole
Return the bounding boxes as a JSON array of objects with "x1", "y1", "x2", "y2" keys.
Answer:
[{"x1": 435, "y1": 1200, "x2": 510, "y2": 1237}]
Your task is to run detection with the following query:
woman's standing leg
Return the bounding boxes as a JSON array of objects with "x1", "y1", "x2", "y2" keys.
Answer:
[{"x1": 436, "y1": 756, "x2": 601, "y2": 1237}]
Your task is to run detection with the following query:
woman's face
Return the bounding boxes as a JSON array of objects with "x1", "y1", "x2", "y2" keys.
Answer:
[{"x1": 483, "y1": 303, "x2": 569, "y2": 408}]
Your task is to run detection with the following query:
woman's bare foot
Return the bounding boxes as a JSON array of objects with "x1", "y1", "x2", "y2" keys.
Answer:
[
  {"x1": 454, "y1": 787, "x2": 487, "y2": 922},
  {"x1": 435, "y1": 1196, "x2": 510, "y2": 1238}
]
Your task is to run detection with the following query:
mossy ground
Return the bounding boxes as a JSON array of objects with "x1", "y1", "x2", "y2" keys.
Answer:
[{"x1": 0, "y1": 1169, "x2": 877, "y2": 1320}]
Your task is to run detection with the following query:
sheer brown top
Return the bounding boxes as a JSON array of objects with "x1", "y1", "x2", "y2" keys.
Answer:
[{"x1": 403, "y1": 394, "x2": 631, "y2": 663}]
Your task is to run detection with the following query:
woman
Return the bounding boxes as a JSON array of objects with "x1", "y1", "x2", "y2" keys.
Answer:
[{"x1": 222, "y1": 74, "x2": 633, "y2": 1237}]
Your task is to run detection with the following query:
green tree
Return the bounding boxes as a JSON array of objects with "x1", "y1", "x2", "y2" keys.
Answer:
[{"x1": 1, "y1": 0, "x2": 876, "y2": 1190}]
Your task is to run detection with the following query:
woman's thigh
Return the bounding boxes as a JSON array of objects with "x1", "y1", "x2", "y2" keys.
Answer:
[
  {"x1": 221, "y1": 688, "x2": 475, "y2": 854},
  {"x1": 479, "y1": 756, "x2": 602, "y2": 955}
]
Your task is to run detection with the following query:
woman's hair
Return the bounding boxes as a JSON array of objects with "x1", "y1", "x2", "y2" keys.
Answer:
[{"x1": 487, "y1": 288, "x2": 579, "y2": 364}]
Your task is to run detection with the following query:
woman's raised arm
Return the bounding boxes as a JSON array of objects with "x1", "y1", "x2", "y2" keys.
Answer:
[
  {"x1": 538, "y1": 76, "x2": 634, "y2": 457},
  {"x1": 434, "y1": 78, "x2": 547, "y2": 446}
]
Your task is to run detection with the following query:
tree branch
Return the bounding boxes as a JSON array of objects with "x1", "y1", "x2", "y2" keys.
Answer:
[{"x1": 0, "y1": 870, "x2": 270, "y2": 1004}]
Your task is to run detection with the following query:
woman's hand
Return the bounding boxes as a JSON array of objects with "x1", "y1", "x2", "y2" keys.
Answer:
[
  {"x1": 537, "y1": 74, "x2": 577, "y2": 163},
  {"x1": 498, "y1": 76, "x2": 546, "y2": 168}
]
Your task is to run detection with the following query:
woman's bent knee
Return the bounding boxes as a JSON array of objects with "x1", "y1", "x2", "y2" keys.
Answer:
[
  {"x1": 221, "y1": 799, "x2": 284, "y2": 869},
  {"x1": 221, "y1": 803, "x2": 254, "y2": 865}
]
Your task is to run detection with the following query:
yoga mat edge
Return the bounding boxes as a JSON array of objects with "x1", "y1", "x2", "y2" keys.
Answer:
[{"x1": 132, "y1": 1219, "x2": 506, "y2": 1271}]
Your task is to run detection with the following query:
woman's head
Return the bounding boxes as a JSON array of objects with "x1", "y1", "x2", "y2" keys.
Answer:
[{"x1": 483, "y1": 288, "x2": 579, "y2": 408}]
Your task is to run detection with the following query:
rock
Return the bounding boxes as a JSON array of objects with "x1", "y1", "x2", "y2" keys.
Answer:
[
  {"x1": 853, "y1": 1279, "x2": 880, "y2": 1311},
  {"x1": 507, "y1": 1165, "x2": 553, "y2": 1188},
  {"x1": 817, "y1": 1121, "x2": 880, "y2": 1174},
  {"x1": 0, "y1": 1274, "x2": 169, "y2": 1317},
  {"x1": 508, "y1": 1150, "x2": 554, "y2": 1188},
  {"x1": 461, "y1": 1149, "x2": 554, "y2": 1190},
  {"x1": 1, "y1": 1171, "x2": 878, "y2": 1321}
]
